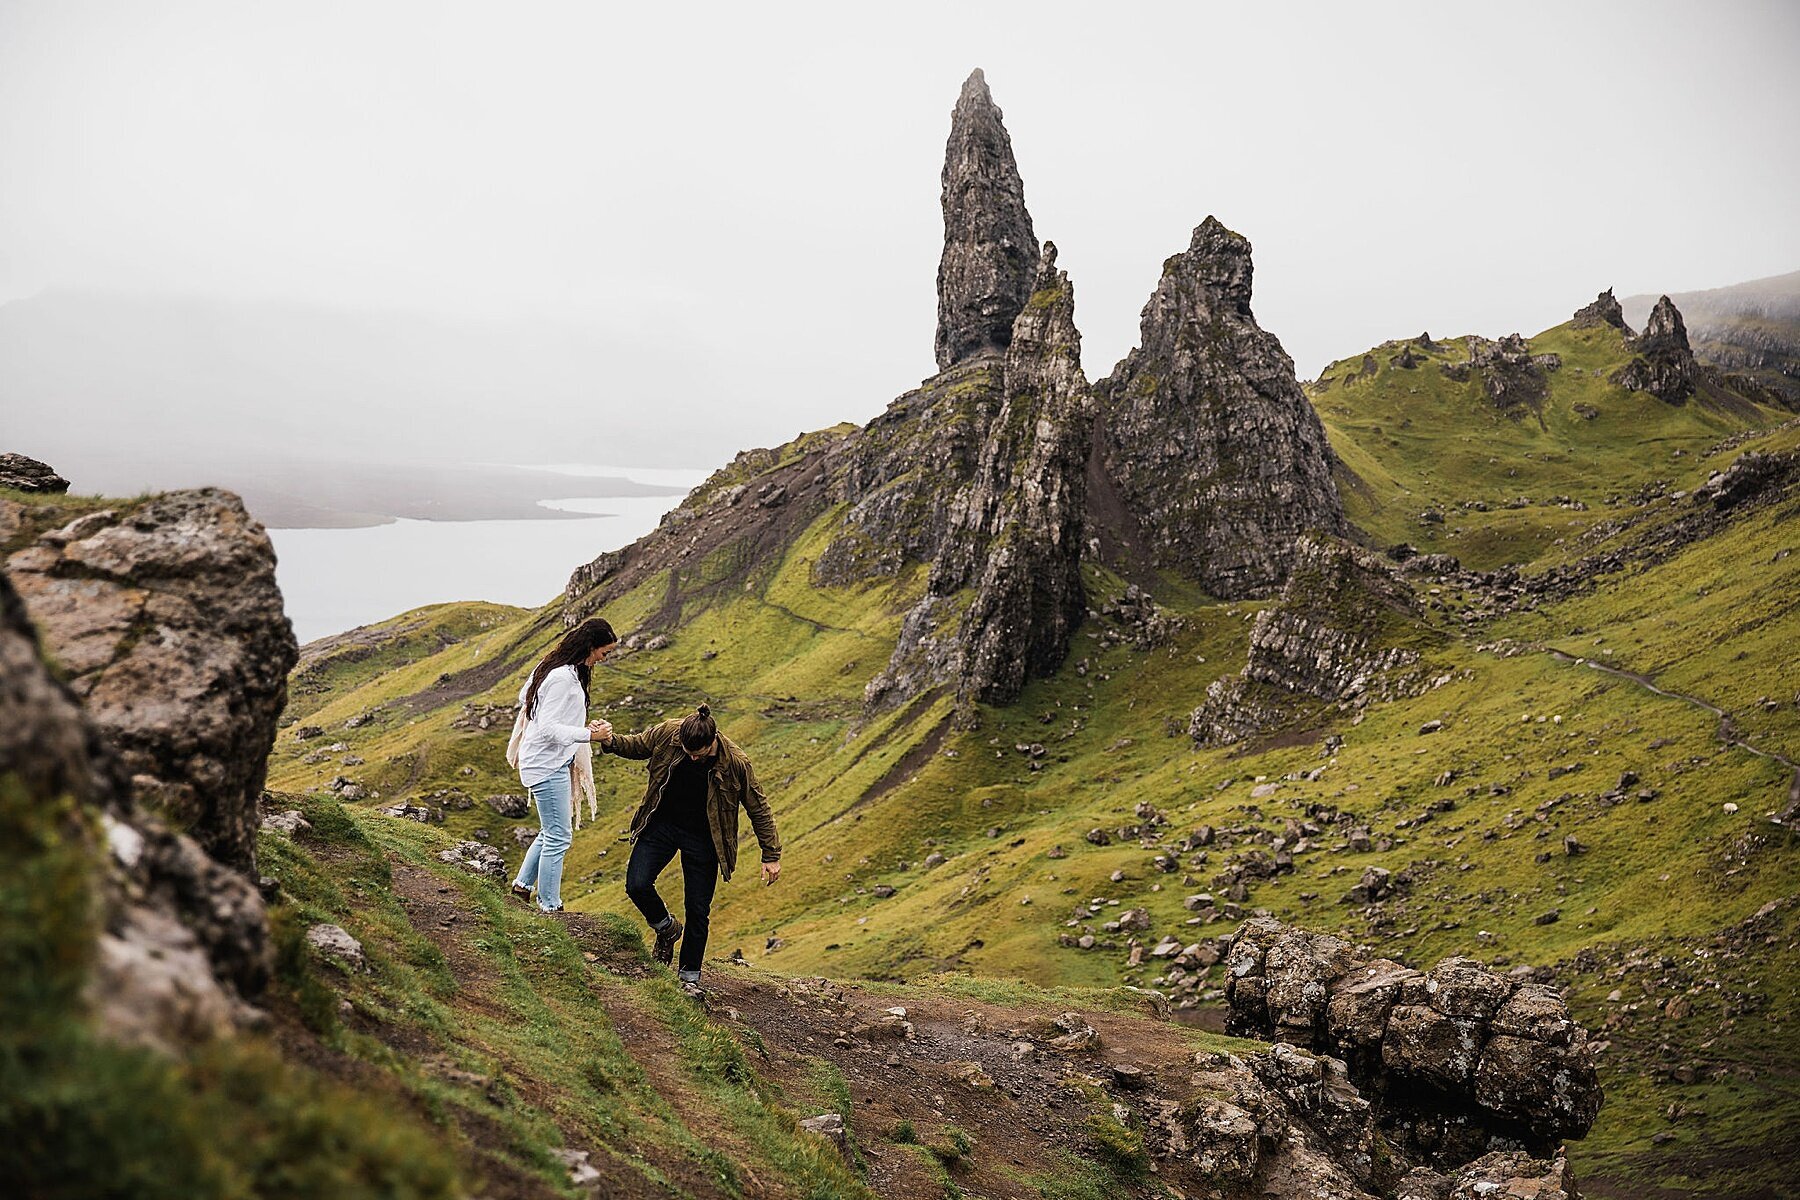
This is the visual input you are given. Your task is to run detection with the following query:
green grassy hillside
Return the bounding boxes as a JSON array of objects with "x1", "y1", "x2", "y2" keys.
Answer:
[
  {"x1": 1309, "y1": 321, "x2": 1783, "y2": 566},
  {"x1": 267, "y1": 327, "x2": 1800, "y2": 1197}
]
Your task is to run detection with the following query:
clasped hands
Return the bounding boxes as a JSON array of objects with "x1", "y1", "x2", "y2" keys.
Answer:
[{"x1": 587, "y1": 719, "x2": 613, "y2": 743}]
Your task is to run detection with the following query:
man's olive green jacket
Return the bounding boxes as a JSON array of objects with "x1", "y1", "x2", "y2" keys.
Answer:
[{"x1": 600, "y1": 720, "x2": 781, "y2": 882}]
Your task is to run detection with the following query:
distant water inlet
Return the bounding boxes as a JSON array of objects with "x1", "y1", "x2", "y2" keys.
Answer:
[{"x1": 269, "y1": 466, "x2": 706, "y2": 645}]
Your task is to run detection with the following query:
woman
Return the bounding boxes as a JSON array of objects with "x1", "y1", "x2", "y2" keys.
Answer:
[{"x1": 506, "y1": 617, "x2": 618, "y2": 913}]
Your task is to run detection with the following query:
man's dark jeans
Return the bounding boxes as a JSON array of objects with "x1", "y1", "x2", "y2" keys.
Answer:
[{"x1": 624, "y1": 818, "x2": 718, "y2": 975}]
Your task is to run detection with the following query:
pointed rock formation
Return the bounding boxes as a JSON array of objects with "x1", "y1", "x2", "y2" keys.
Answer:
[
  {"x1": 934, "y1": 69, "x2": 1040, "y2": 370},
  {"x1": 869, "y1": 244, "x2": 1092, "y2": 717},
  {"x1": 1612, "y1": 295, "x2": 1698, "y2": 402},
  {"x1": 1571, "y1": 287, "x2": 1632, "y2": 334},
  {"x1": 1094, "y1": 217, "x2": 1346, "y2": 598}
]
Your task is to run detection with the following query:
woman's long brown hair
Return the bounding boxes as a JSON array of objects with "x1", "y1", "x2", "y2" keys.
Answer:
[{"x1": 523, "y1": 618, "x2": 618, "y2": 720}]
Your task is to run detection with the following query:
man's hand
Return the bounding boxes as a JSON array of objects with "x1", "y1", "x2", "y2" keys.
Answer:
[
  {"x1": 761, "y1": 860, "x2": 781, "y2": 886},
  {"x1": 588, "y1": 719, "x2": 612, "y2": 743}
]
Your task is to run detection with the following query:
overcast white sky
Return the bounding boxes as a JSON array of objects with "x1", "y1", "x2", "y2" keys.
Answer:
[{"x1": 3, "y1": 0, "x2": 1797, "y2": 469}]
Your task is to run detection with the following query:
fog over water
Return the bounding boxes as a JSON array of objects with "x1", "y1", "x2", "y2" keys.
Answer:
[{"x1": 271, "y1": 467, "x2": 708, "y2": 644}]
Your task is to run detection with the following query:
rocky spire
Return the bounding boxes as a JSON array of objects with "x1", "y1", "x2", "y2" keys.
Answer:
[
  {"x1": 869, "y1": 243, "x2": 1091, "y2": 718},
  {"x1": 934, "y1": 69, "x2": 1039, "y2": 371},
  {"x1": 1093, "y1": 216, "x2": 1346, "y2": 598},
  {"x1": 1612, "y1": 295, "x2": 1697, "y2": 402},
  {"x1": 949, "y1": 243, "x2": 1092, "y2": 707},
  {"x1": 1571, "y1": 287, "x2": 1632, "y2": 334}
]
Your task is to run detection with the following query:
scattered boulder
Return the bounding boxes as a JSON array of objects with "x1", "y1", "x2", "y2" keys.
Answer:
[
  {"x1": 549, "y1": 1148, "x2": 602, "y2": 1188},
  {"x1": 438, "y1": 841, "x2": 507, "y2": 880},
  {"x1": 305, "y1": 923, "x2": 365, "y2": 972},
  {"x1": 0, "y1": 451, "x2": 70, "y2": 493},
  {"x1": 259, "y1": 809, "x2": 311, "y2": 836},
  {"x1": 485, "y1": 793, "x2": 530, "y2": 819}
]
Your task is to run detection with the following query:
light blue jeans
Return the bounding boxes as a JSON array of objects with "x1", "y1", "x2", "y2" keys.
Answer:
[{"x1": 513, "y1": 763, "x2": 572, "y2": 912}]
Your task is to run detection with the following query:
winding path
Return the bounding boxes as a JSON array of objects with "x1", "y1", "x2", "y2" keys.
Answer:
[{"x1": 1536, "y1": 643, "x2": 1800, "y2": 820}]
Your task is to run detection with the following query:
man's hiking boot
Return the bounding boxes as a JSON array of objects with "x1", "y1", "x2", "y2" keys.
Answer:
[
  {"x1": 680, "y1": 979, "x2": 706, "y2": 1003},
  {"x1": 653, "y1": 917, "x2": 684, "y2": 966}
]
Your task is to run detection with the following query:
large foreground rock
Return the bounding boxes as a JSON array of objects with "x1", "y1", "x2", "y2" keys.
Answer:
[
  {"x1": 4, "y1": 488, "x2": 298, "y2": 873},
  {"x1": 1, "y1": 569, "x2": 269, "y2": 1050},
  {"x1": 1224, "y1": 916, "x2": 1602, "y2": 1167}
]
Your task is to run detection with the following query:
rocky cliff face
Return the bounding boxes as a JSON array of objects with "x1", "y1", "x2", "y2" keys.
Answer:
[
  {"x1": 1095, "y1": 217, "x2": 1346, "y2": 598},
  {"x1": 1612, "y1": 295, "x2": 1698, "y2": 403},
  {"x1": 1192, "y1": 537, "x2": 1434, "y2": 745},
  {"x1": 1, "y1": 548, "x2": 272, "y2": 1051},
  {"x1": 934, "y1": 68, "x2": 1039, "y2": 372},
  {"x1": 868, "y1": 245, "x2": 1092, "y2": 716},
  {"x1": 1224, "y1": 917, "x2": 1603, "y2": 1170},
  {"x1": 3, "y1": 489, "x2": 297, "y2": 874}
]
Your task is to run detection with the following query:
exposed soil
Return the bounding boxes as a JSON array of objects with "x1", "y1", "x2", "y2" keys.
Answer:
[{"x1": 690, "y1": 964, "x2": 1235, "y2": 1198}]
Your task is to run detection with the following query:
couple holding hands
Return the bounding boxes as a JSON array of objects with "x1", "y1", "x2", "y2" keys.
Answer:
[{"x1": 506, "y1": 618, "x2": 783, "y2": 995}]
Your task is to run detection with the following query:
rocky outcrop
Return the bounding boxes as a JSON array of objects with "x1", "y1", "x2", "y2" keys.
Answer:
[
  {"x1": 812, "y1": 360, "x2": 1003, "y2": 587},
  {"x1": 1612, "y1": 295, "x2": 1698, "y2": 403},
  {"x1": 0, "y1": 451, "x2": 70, "y2": 493},
  {"x1": 868, "y1": 245, "x2": 1092, "y2": 716},
  {"x1": 3, "y1": 489, "x2": 297, "y2": 874},
  {"x1": 934, "y1": 69, "x2": 1039, "y2": 371},
  {"x1": 1191, "y1": 537, "x2": 1433, "y2": 745},
  {"x1": 1571, "y1": 287, "x2": 1632, "y2": 333},
  {"x1": 1625, "y1": 270, "x2": 1800, "y2": 409},
  {"x1": 1223, "y1": 917, "x2": 1602, "y2": 1168},
  {"x1": 1095, "y1": 216, "x2": 1346, "y2": 598},
  {"x1": 564, "y1": 427, "x2": 852, "y2": 629},
  {"x1": 1440, "y1": 334, "x2": 1561, "y2": 411},
  {"x1": 1, "y1": 568, "x2": 269, "y2": 1051}
]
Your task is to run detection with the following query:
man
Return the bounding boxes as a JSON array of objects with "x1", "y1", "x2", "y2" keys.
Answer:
[{"x1": 599, "y1": 703, "x2": 782, "y2": 996}]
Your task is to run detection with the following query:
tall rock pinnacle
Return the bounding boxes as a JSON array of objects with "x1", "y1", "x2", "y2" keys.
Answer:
[
  {"x1": 1612, "y1": 295, "x2": 1698, "y2": 403},
  {"x1": 870, "y1": 242, "x2": 1092, "y2": 719},
  {"x1": 1095, "y1": 216, "x2": 1346, "y2": 598},
  {"x1": 934, "y1": 69, "x2": 1040, "y2": 370}
]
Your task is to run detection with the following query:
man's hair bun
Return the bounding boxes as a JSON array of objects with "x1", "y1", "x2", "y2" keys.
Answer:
[{"x1": 679, "y1": 704, "x2": 717, "y2": 752}]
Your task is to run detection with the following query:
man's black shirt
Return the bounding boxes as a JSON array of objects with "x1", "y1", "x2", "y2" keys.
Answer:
[{"x1": 651, "y1": 752, "x2": 714, "y2": 844}]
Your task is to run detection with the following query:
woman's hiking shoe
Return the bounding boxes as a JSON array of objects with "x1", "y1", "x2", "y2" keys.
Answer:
[
  {"x1": 510, "y1": 883, "x2": 533, "y2": 905},
  {"x1": 653, "y1": 917, "x2": 684, "y2": 965}
]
